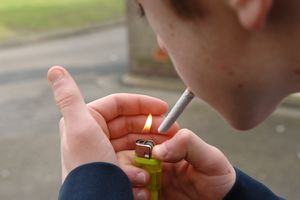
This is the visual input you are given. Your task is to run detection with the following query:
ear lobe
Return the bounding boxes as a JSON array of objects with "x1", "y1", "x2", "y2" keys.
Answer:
[{"x1": 229, "y1": 0, "x2": 273, "y2": 30}]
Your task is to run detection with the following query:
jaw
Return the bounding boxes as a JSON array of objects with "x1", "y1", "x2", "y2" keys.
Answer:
[
  {"x1": 223, "y1": 108, "x2": 276, "y2": 131},
  {"x1": 213, "y1": 92, "x2": 287, "y2": 131}
]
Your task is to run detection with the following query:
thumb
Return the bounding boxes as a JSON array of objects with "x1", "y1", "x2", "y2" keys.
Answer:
[
  {"x1": 153, "y1": 129, "x2": 229, "y2": 175},
  {"x1": 48, "y1": 66, "x2": 89, "y2": 126}
]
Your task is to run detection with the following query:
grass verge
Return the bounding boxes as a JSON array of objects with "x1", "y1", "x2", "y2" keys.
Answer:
[{"x1": 0, "y1": 0, "x2": 125, "y2": 41}]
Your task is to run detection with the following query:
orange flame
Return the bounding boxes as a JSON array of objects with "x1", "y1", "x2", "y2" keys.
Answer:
[{"x1": 142, "y1": 114, "x2": 152, "y2": 133}]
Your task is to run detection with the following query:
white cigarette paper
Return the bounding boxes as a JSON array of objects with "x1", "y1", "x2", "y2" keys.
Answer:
[{"x1": 158, "y1": 89, "x2": 195, "y2": 133}]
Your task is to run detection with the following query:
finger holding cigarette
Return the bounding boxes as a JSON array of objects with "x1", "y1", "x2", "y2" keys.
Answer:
[{"x1": 158, "y1": 89, "x2": 195, "y2": 133}]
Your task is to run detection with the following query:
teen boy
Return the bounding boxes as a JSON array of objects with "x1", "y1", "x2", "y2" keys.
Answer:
[{"x1": 48, "y1": 0, "x2": 296, "y2": 199}]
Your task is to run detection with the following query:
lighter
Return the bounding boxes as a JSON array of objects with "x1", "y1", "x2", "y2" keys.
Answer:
[{"x1": 135, "y1": 139, "x2": 162, "y2": 200}]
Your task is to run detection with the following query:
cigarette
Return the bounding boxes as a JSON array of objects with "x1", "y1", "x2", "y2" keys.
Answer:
[{"x1": 158, "y1": 89, "x2": 195, "y2": 133}]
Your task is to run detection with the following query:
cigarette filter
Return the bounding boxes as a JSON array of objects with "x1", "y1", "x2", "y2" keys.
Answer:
[{"x1": 135, "y1": 139, "x2": 162, "y2": 200}]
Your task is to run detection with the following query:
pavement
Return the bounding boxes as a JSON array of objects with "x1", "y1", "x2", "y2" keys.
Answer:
[{"x1": 0, "y1": 24, "x2": 300, "y2": 200}]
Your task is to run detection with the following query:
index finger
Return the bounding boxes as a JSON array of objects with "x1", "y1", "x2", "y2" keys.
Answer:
[{"x1": 88, "y1": 94, "x2": 168, "y2": 122}]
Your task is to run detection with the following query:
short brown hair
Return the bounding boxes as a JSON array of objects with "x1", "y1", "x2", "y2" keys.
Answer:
[
  {"x1": 169, "y1": 0, "x2": 202, "y2": 19},
  {"x1": 136, "y1": 0, "x2": 202, "y2": 19}
]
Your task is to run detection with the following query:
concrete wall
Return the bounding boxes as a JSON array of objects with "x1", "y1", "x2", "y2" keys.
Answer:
[{"x1": 126, "y1": 0, "x2": 177, "y2": 77}]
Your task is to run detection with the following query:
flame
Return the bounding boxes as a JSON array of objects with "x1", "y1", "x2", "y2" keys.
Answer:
[{"x1": 142, "y1": 114, "x2": 153, "y2": 133}]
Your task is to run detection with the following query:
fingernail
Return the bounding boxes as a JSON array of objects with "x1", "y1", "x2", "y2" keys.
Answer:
[
  {"x1": 48, "y1": 68, "x2": 64, "y2": 84},
  {"x1": 136, "y1": 172, "x2": 146, "y2": 184},
  {"x1": 136, "y1": 190, "x2": 147, "y2": 200}
]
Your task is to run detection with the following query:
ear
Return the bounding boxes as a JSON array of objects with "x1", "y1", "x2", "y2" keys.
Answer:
[{"x1": 228, "y1": 0, "x2": 273, "y2": 30}]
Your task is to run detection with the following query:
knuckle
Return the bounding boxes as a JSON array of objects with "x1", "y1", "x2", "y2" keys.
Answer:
[
  {"x1": 125, "y1": 117, "x2": 134, "y2": 133},
  {"x1": 210, "y1": 146, "x2": 224, "y2": 159},
  {"x1": 177, "y1": 128, "x2": 193, "y2": 140},
  {"x1": 106, "y1": 94, "x2": 124, "y2": 114},
  {"x1": 176, "y1": 129, "x2": 196, "y2": 148},
  {"x1": 55, "y1": 89, "x2": 76, "y2": 110}
]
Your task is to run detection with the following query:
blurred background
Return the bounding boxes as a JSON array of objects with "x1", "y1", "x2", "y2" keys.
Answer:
[{"x1": 0, "y1": 0, "x2": 299, "y2": 199}]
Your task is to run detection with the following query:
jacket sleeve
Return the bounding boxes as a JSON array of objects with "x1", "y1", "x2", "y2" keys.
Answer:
[
  {"x1": 223, "y1": 168, "x2": 285, "y2": 200},
  {"x1": 59, "y1": 162, "x2": 134, "y2": 200}
]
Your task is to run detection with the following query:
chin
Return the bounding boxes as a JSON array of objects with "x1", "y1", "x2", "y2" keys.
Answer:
[
  {"x1": 222, "y1": 106, "x2": 278, "y2": 131},
  {"x1": 228, "y1": 119, "x2": 263, "y2": 131}
]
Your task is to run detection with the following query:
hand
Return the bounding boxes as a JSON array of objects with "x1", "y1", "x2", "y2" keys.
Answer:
[
  {"x1": 48, "y1": 66, "x2": 178, "y2": 181},
  {"x1": 119, "y1": 129, "x2": 236, "y2": 200}
]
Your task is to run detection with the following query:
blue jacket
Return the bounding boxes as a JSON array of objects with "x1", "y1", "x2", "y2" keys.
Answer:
[{"x1": 59, "y1": 163, "x2": 284, "y2": 200}]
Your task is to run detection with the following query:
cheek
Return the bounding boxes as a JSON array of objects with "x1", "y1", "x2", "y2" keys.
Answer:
[
  {"x1": 169, "y1": 44, "x2": 242, "y2": 103},
  {"x1": 171, "y1": 56, "x2": 215, "y2": 99},
  {"x1": 164, "y1": 39, "x2": 214, "y2": 91}
]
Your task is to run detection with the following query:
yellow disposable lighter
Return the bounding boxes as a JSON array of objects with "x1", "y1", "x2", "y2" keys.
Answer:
[{"x1": 135, "y1": 139, "x2": 162, "y2": 200}]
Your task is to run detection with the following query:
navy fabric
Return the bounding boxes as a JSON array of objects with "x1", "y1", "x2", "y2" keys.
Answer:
[
  {"x1": 59, "y1": 163, "x2": 285, "y2": 200},
  {"x1": 59, "y1": 162, "x2": 134, "y2": 200},
  {"x1": 223, "y1": 168, "x2": 285, "y2": 200}
]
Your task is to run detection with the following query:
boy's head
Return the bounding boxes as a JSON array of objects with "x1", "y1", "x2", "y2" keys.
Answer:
[{"x1": 136, "y1": 0, "x2": 300, "y2": 130}]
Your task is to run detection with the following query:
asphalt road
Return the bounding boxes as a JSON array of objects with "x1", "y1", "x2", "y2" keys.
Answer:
[
  {"x1": 0, "y1": 25, "x2": 127, "y2": 85},
  {"x1": 0, "y1": 25, "x2": 300, "y2": 200},
  {"x1": 0, "y1": 25, "x2": 128, "y2": 200}
]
